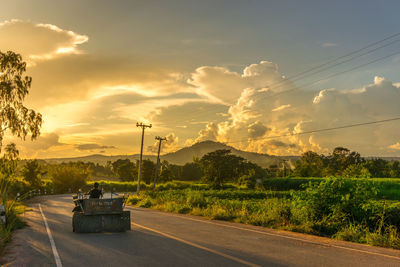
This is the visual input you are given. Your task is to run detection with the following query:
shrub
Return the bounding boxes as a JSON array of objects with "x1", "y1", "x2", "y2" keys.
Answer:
[
  {"x1": 0, "y1": 177, "x2": 25, "y2": 248},
  {"x1": 138, "y1": 199, "x2": 153, "y2": 208},
  {"x1": 238, "y1": 171, "x2": 256, "y2": 189},
  {"x1": 292, "y1": 177, "x2": 377, "y2": 224},
  {"x1": 22, "y1": 160, "x2": 44, "y2": 189},
  {"x1": 50, "y1": 165, "x2": 90, "y2": 193},
  {"x1": 333, "y1": 223, "x2": 366, "y2": 242},
  {"x1": 366, "y1": 226, "x2": 400, "y2": 249}
]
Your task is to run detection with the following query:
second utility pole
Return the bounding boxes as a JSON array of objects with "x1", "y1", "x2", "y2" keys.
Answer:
[
  {"x1": 154, "y1": 136, "x2": 166, "y2": 189},
  {"x1": 136, "y1": 122, "x2": 152, "y2": 195}
]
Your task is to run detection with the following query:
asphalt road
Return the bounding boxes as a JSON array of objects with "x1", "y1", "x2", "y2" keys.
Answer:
[{"x1": 3, "y1": 194, "x2": 400, "y2": 267}]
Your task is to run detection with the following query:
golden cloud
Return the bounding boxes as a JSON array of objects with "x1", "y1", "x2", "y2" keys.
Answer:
[{"x1": 0, "y1": 19, "x2": 88, "y2": 63}]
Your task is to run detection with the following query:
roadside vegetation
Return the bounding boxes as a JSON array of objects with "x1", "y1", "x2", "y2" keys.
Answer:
[
  {"x1": 126, "y1": 178, "x2": 400, "y2": 249},
  {"x1": 2, "y1": 143, "x2": 400, "y2": 250},
  {"x1": 0, "y1": 51, "x2": 42, "y2": 250},
  {"x1": 2, "y1": 145, "x2": 400, "y2": 250}
]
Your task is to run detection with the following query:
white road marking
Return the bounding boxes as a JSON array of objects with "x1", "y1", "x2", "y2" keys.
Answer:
[
  {"x1": 132, "y1": 222, "x2": 261, "y2": 267},
  {"x1": 39, "y1": 204, "x2": 63, "y2": 267},
  {"x1": 129, "y1": 207, "x2": 400, "y2": 261}
]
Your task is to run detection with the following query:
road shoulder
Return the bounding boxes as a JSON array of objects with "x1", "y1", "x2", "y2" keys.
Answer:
[{"x1": 0, "y1": 204, "x2": 54, "y2": 267}]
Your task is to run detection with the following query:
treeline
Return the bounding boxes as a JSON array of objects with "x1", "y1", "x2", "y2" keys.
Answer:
[
  {"x1": 105, "y1": 149, "x2": 268, "y2": 188},
  {"x1": 4, "y1": 146, "x2": 400, "y2": 197},
  {"x1": 293, "y1": 147, "x2": 400, "y2": 178}
]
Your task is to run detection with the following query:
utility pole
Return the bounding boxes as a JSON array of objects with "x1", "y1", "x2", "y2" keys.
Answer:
[
  {"x1": 154, "y1": 136, "x2": 167, "y2": 189},
  {"x1": 136, "y1": 122, "x2": 152, "y2": 195},
  {"x1": 282, "y1": 159, "x2": 288, "y2": 177}
]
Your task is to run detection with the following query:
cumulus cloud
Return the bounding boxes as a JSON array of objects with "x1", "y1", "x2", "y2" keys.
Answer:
[
  {"x1": 188, "y1": 60, "x2": 400, "y2": 156},
  {"x1": 147, "y1": 133, "x2": 180, "y2": 154},
  {"x1": 194, "y1": 123, "x2": 219, "y2": 143},
  {"x1": 188, "y1": 61, "x2": 289, "y2": 105},
  {"x1": 0, "y1": 19, "x2": 88, "y2": 63},
  {"x1": 248, "y1": 121, "x2": 269, "y2": 139}
]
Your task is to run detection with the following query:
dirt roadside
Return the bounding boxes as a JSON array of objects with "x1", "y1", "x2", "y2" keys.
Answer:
[{"x1": 0, "y1": 200, "x2": 54, "y2": 267}]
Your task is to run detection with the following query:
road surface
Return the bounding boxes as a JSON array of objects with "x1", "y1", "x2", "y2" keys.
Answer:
[{"x1": 2, "y1": 194, "x2": 400, "y2": 267}]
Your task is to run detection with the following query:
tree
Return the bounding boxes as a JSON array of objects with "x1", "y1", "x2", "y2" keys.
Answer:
[
  {"x1": 141, "y1": 159, "x2": 155, "y2": 184},
  {"x1": 158, "y1": 161, "x2": 181, "y2": 181},
  {"x1": 328, "y1": 147, "x2": 362, "y2": 175},
  {"x1": 0, "y1": 51, "x2": 42, "y2": 152},
  {"x1": 112, "y1": 159, "x2": 136, "y2": 181},
  {"x1": 115, "y1": 161, "x2": 136, "y2": 181},
  {"x1": 342, "y1": 163, "x2": 371, "y2": 178},
  {"x1": 293, "y1": 151, "x2": 324, "y2": 177},
  {"x1": 364, "y1": 158, "x2": 390, "y2": 178},
  {"x1": 388, "y1": 161, "x2": 400, "y2": 178},
  {"x1": 181, "y1": 162, "x2": 203, "y2": 181},
  {"x1": 50, "y1": 165, "x2": 91, "y2": 193},
  {"x1": 0, "y1": 143, "x2": 20, "y2": 178},
  {"x1": 22, "y1": 159, "x2": 45, "y2": 188},
  {"x1": 159, "y1": 160, "x2": 173, "y2": 182},
  {"x1": 200, "y1": 149, "x2": 245, "y2": 186}
]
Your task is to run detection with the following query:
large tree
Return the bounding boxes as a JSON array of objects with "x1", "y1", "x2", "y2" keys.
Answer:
[
  {"x1": 22, "y1": 159, "x2": 45, "y2": 188},
  {"x1": 141, "y1": 159, "x2": 155, "y2": 184},
  {"x1": 328, "y1": 147, "x2": 362, "y2": 175},
  {"x1": 112, "y1": 159, "x2": 136, "y2": 181},
  {"x1": 181, "y1": 162, "x2": 203, "y2": 181},
  {"x1": 0, "y1": 51, "x2": 42, "y2": 152},
  {"x1": 200, "y1": 149, "x2": 245, "y2": 186},
  {"x1": 293, "y1": 151, "x2": 324, "y2": 177}
]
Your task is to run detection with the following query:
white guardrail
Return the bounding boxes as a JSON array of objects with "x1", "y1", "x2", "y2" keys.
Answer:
[{"x1": 0, "y1": 204, "x2": 5, "y2": 224}]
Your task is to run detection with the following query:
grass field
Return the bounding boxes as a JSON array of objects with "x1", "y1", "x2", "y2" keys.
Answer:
[
  {"x1": 121, "y1": 178, "x2": 400, "y2": 249},
  {"x1": 87, "y1": 177, "x2": 400, "y2": 200}
]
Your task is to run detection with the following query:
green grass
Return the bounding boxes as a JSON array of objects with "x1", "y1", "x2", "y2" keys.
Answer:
[
  {"x1": 262, "y1": 177, "x2": 400, "y2": 200},
  {"x1": 84, "y1": 177, "x2": 400, "y2": 201},
  {"x1": 126, "y1": 178, "x2": 400, "y2": 249}
]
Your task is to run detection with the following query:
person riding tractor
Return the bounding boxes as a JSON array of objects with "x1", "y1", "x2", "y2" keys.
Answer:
[
  {"x1": 72, "y1": 182, "x2": 130, "y2": 233},
  {"x1": 87, "y1": 182, "x2": 103, "y2": 199}
]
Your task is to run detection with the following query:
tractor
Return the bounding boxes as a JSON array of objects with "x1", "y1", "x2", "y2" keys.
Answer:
[{"x1": 72, "y1": 192, "x2": 131, "y2": 233}]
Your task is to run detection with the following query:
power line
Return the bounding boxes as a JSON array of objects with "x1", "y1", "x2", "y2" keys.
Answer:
[
  {"x1": 269, "y1": 49, "x2": 400, "y2": 98},
  {"x1": 158, "y1": 116, "x2": 400, "y2": 153},
  {"x1": 182, "y1": 48, "x2": 400, "y2": 120},
  {"x1": 155, "y1": 33, "x2": 400, "y2": 152},
  {"x1": 277, "y1": 32, "x2": 400, "y2": 83},
  {"x1": 287, "y1": 37, "x2": 400, "y2": 85},
  {"x1": 167, "y1": 49, "x2": 400, "y2": 152},
  {"x1": 181, "y1": 32, "x2": 400, "y2": 119},
  {"x1": 224, "y1": 116, "x2": 400, "y2": 144}
]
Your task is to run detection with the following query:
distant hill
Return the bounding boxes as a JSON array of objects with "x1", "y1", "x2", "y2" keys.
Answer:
[
  {"x1": 161, "y1": 141, "x2": 288, "y2": 167},
  {"x1": 42, "y1": 140, "x2": 293, "y2": 168},
  {"x1": 40, "y1": 140, "x2": 400, "y2": 167},
  {"x1": 43, "y1": 153, "x2": 156, "y2": 165}
]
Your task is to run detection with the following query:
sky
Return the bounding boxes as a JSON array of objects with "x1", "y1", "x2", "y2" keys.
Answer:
[{"x1": 1, "y1": 0, "x2": 400, "y2": 158}]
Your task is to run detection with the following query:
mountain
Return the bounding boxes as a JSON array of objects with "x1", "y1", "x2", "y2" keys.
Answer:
[
  {"x1": 43, "y1": 140, "x2": 293, "y2": 168},
  {"x1": 161, "y1": 141, "x2": 287, "y2": 167},
  {"x1": 43, "y1": 154, "x2": 156, "y2": 165}
]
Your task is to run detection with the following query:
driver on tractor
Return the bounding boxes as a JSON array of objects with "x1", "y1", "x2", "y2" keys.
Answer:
[{"x1": 87, "y1": 182, "x2": 103, "y2": 199}]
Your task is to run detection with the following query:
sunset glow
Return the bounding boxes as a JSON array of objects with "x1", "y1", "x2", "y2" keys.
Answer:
[{"x1": 1, "y1": 0, "x2": 400, "y2": 159}]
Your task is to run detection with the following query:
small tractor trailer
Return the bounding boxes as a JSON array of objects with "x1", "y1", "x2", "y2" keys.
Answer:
[{"x1": 72, "y1": 193, "x2": 131, "y2": 233}]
